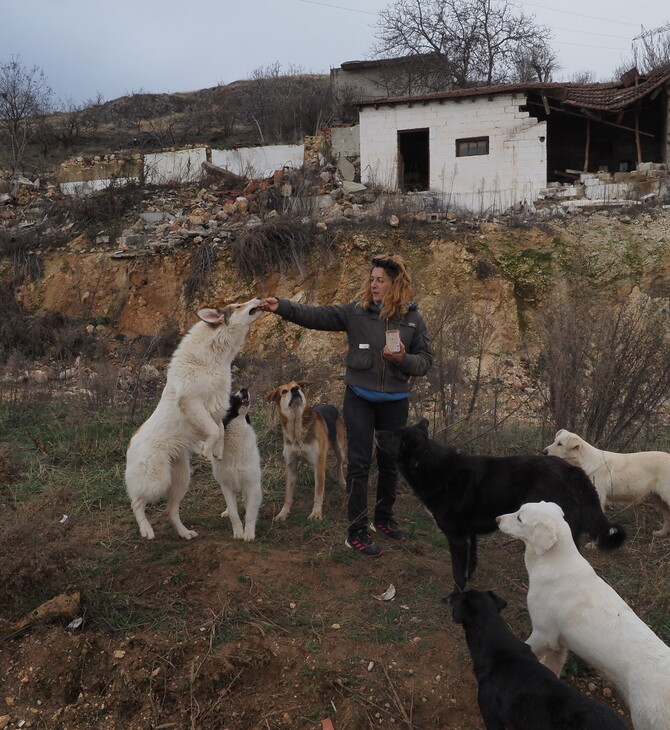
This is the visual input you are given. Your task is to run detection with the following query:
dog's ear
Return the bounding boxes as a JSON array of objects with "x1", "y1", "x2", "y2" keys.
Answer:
[
  {"x1": 530, "y1": 519, "x2": 558, "y2": 555},
  {"x1": 564, "y1": 434, "x2": 581, "y2": 454},
  {"x1": 417, "y1": 418, "x2": 429, "y2": 432},
  {"x1": 197, "y1": 307, "x2": 224, "y2": 325},
  {"x1": 487, "y1": 591, "x2": 507, "y2": 613},
  {"x1": 266, "y1": 388, "x2": 280, "y2": 403},
  {"x1": 449, "y1": 592, "x2": 465, "y2": 624}
]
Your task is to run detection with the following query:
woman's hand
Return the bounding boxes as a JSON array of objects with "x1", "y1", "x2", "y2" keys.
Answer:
[
  {"x1": 257, "y1": 297, "x2": 279, "y2": 312},
  {"x1": 382, "y1": 341, "x2": 406, "y2": 363}
]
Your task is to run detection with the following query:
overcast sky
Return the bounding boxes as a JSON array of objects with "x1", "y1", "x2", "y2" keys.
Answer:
[{"x1": 1, "y1": 0, "x2": 668, "y2": 105}]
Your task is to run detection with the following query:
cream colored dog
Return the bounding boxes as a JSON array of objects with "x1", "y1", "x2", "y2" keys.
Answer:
[
  {"x1": 125, "y1": 298, "x2": 264, "y2": 540},
  {"x1": 544, "y1": 429, "x2": 670, "y2": 537},
  {"x1": 497, "y1": 501, "x2": 670, "y2": 730}
]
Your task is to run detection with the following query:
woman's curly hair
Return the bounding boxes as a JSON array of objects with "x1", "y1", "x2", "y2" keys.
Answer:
[{"x1": 356, "y1": 253, "x2": 414, "y2": 320}]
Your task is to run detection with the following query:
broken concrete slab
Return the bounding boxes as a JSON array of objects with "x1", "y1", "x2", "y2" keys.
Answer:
[{"x1": 341, "y1": 181, "x2": 366, "y2": 194}]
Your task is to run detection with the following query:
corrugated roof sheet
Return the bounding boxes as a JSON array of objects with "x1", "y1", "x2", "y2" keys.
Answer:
[{"x1": 358, "y1": 65, "x2": 670, "y2": 113}]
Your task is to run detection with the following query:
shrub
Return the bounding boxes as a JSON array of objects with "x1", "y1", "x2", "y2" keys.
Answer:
[
  {"x1": 229, "y1": 217, "x2": 318, "y2": 280},
  {"x1": 536, "y1": 287, "x2": 670, "y2": 449},
  {"x1": 183, "y1": 242, "x2": 216, "y2": 302},
  {"x1": 49, "y1": 181, "x2": 145, "y2": 235}
]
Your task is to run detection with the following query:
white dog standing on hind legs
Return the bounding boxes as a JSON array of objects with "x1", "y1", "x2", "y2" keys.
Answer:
[
  {"x1": 497, "y1": 501, "x2": 670, "y2": 730},
  {"x1": 213, "y1": 388, "x2": 262, "y2": 541},
  {"x1": 125, "y1": 298, "x2": 264, "y2": 540}
]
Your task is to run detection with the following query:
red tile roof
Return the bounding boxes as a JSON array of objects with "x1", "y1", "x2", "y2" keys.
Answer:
[{"x1": 358, "y1": 65, "x2": 670, "y2": 113}]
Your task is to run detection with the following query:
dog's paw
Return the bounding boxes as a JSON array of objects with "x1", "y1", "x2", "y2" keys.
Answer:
[
  {"x1": 308, "y1": 510, "x2": 323, "y2": 521},
  {"x1": 653, "y1": 528, "x2": 669, "y2": 537},
  {"x1": 179, "y1": 529, "x2": 198, "y2": 539},
  {"x1": 140, "y1": 526, "x2": 155, "y2": 540},
  {"x1": 273, "y1": 509, "x2": 289, "y2": 522},
  {"x1": 243, "y1": 531, "x2": 256, "y2": 541},
  {"x1": 220, "y1": 509, "x2": 229, "y2": 518}
]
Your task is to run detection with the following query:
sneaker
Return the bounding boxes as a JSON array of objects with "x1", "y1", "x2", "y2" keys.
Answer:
[
  {"x1": 345, "y1": 530, "x2": 384, "y2": 557},
  {"x1": 371, "y1": 520, "x2": 407, "y2": 541}
]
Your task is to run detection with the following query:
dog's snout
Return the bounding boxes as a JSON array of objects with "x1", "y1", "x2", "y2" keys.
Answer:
[
  {"x1": 541, "y1": 448, "x2": 548, "y2": 455},
  {"x1": 288, "y1": 386, "x2": 303, "y2": 405},
  {"x1": 495, "y1": 515, "x2": 502, "y2": 524}
]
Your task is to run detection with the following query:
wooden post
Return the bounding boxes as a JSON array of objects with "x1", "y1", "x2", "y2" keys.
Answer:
[
  {"x1": 584, "y1": 118, "x2": 590, "y2": 173},
  {"x1": 635, "y1": 110, "x2": 643, "y2": 165}
]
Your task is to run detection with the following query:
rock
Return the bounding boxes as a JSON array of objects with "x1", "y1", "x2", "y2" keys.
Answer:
[{"x1": 341, "y1": 181, "x2": 366, "y2": 194}]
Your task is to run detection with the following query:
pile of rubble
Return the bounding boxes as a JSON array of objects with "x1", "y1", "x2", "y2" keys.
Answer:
[
  {"x1": 536, "y1": 162, "x2": 670, "y2": 210},
  {"x1": 108, "y1": 164, "x2": 380, "y2": 257}
]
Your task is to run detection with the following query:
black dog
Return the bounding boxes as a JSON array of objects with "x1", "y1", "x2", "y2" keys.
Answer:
[
  {"x1": 375, "y1": 419, "x2": 625, "y2": 594},
  {"x1": 451, "y1": 590, "x2": 628, "y2": 730}
]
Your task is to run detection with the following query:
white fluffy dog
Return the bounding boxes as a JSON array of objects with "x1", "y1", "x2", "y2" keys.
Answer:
[
  {"x1": 125, "y1": 298, "x2": 264, "y2": 540},
  {"x1": 213, "y1": 388, "x2": 262, "y2": 541},
  {"x1": 497, "y1": 501, "x2": 670, "y2": 730},
  {"x1": 544, "y1": 429, "x2": 670, "y2": 537}
]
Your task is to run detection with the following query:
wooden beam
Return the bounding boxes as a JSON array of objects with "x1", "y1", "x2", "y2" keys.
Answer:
[
  {"x1": 581, "y1": 109, "x2": 602, "y2": 121},
  {"x1": 527, "y1": 101, "x2": 655, "y2": 138},
  {"x1": 542, "y1": 95, "x2": 550, "y2": 114}
]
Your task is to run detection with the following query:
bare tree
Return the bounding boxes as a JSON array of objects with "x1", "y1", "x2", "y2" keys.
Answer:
[
  {"x1": 612, "y1": 25, "x2": 670, "y2": 79},
  {"x1": 49, "y1": 93, "x2": 106, "y2": 150},
  {"x1": 511, "y1": 39, "x2": 559, "y2": 82},
  {"x1": 0, "y1": 55, "x2": 52, "y2": 172},
  {"x1": 568, "y1": 70, "x2": 598, "y2": 83},
  {"x1": 632, "y1": 25, "x2": 670, "y2": 72},
  {"x1": 373, "y1": 0, "x2": 555, "y2": 88},
  {"x1": 537, "y1": 289, "x2": 670, "y2": 449},
  {"x1": 237, "y1": 64, "x2": 331, "y2": 144}
]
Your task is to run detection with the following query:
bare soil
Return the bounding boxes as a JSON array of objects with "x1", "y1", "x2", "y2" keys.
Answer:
[{"x1": 2, "y1": 446, "x2": 661, "y2": 729}]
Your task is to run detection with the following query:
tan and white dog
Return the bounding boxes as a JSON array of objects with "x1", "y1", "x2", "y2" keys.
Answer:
[
  {"x1": 497, "y1": 501, "x2": 670, "y2": 730},
  {"x1": 544, "y1": 429, "x2": 670, "y2": 537},
  {"x1": 125, "y1": 298, "x2": 264, "y2": 539},
  {"x1": 267, "y1": 381, "x2": 346, "y2": 521}
]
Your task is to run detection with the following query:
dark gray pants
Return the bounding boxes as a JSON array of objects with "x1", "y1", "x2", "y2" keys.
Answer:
[{"x1": 343, "y1": 387, "x2": 409, "y2": 535}]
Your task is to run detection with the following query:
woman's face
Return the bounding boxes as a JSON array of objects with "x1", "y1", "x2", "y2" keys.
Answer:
[{"x1": 370, "y1": 266, "x2": 392, "y2": 304}]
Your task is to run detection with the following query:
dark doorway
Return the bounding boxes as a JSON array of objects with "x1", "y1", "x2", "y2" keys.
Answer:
[{"x1": 398, "y1": 129, "x2": 429, "y2": 191}]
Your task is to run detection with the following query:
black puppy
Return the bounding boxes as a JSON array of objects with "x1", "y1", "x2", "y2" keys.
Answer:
[
  {"x1": 375, "y1": 419, "x2": 625, "y2": 594},
  {"x1": 451, "y1": 590, "x2": 628, "y2": 730}
]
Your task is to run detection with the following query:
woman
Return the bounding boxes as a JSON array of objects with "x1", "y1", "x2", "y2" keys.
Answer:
[{"x1": 259, "y1": 254, "x2": 433, "y2": 556}]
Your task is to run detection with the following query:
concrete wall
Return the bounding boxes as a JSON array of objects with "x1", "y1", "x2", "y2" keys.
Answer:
[
  {"x1": 359, "y1": 93, "x2": 547, "y2": 213},
  {"x1": 211, "y1": 144, "x2": 304, "y2": 178},
  {"x1": 60, "y1": 178, "x2": 140, "y2": 196},
  {"x1": 330, "y1": 125, "x2": 360, "y2": 160},
  {"x1": 144, "y1": 147, "x2": 209, "y2": 185}
]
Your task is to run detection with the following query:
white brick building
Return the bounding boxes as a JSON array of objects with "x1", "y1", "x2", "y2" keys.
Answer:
[{"x1": 357, "y1": 67, "x2": 670, "y2": 214}]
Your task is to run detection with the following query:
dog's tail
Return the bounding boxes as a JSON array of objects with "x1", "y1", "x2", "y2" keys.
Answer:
[{"x1": 593, "y1": 517, "x2": 626, "y2": 550}]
